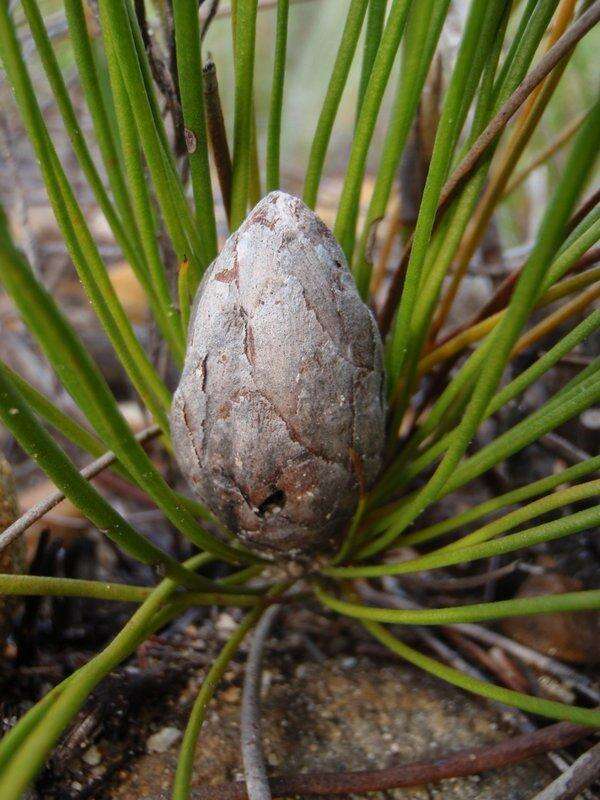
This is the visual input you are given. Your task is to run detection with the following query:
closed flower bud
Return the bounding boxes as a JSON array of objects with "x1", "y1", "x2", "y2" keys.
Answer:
[{"x1": 171, "y1": 191, "x2": 386, "y2": 557}]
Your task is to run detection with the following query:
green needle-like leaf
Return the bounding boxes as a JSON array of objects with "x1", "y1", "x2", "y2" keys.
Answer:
[
  {"x1": 172, "y1": 0, "x2": 218, "y2": 258},
  {"x1": 363, "y1": 620, "x2": 600, "y2": 726},
  {"x1": 0, "y1": 363, "x2": 213, "y2": 593},
  {"x1": 334, "y1": 0, "x2": 413, "y2": 258},
  {"x1": 266, "y1": 0, "x2": 290, "y2": 192},
  {"x1": 316, "y1": 583, "x2": 600, "y2": 626},
  {"x1": 230, "y1": 0, "x2": 260, "y2": 229},
  {"x1": 302, "y1": 0, "x2": 369, "y2": 208}
]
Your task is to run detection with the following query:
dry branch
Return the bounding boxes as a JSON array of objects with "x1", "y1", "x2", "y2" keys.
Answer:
[
  {"x1": 195, "y1": 721, "x2": 593, "y2": 799},
  {"x1": 0, "y1": 425, "x2": 160, "y2": 554}
]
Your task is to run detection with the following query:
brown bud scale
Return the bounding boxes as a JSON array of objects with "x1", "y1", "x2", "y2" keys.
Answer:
[{"x1": 171, "y1": 191, "x2": 386, "y2": 557}]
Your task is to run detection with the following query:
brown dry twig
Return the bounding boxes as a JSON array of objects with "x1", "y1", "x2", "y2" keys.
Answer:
[
  {"x1": 0, "y1": 425, "x2": 161, "y2": 554},
  {"x1": 402, "y1": 560, "x2": 518, "y2": 592},
  {"x1": 203, "y1": 59, "x2": 233, "y2": 223},
  {"x1": 134, "y1": 0, "x2": 185, "y2": 152},
  {"x1": 437, "y1": 1, "x2": 600, "y2": 213},
  {"x1": 194, "y1": 721, "x2": 593, "y2": 799},
  {"x1": 539, "y1": 432, "x2": 593, "y2": 467},
  {"x1": 435, "y1": 246, "x2": 600, "y2": 349},
  {"x1": 530, "y1": 740, "x2": 600, "y2": 800},
  {"x1": 566, "y1": 187, "x2": 600, "y2": 235}
]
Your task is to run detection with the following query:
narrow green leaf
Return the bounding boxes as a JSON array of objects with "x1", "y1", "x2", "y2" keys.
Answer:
[
  {"x1": 355, "y1": 0, "x2": 387, "y2": 121},
  {"x1": 389, "y1": 1, "x2": 510, "y2": 416},
  {"x1": 370, "y1": 99, "x2": 600, "y2": 555},
  {"x1": 230, "y1": 0, "x2": 260, "y2": 229},
  {"x1": 375, "y1": 310, "x2": 600, "y2": 505},
  {"x1": 0, "y1": 574, "x2": 259, "y2": 607},
  {"x1": 316, "y1": 584, "x2": 600, "y2": 626},
  {"x1": 353, "y1": 0, "x2": 450, "y2": 297},
  {"x1": 173, "y1": 606, "x2": 262, "y2": 799},
  {"x1": 22, "y1": 0, "x2": 143, "y2": 279},
  {"x1": 302, "y1": 0, "x2": 369, "y2": 208},
  {"x1": 63, "y1": 0, "x2": 137, "y2": 231},
  {"x1": 172, "y1": 0, "x2": 218, "y2": 258},
  {"x1": 97, "y1": 0, "x2": 208, "y2": 279},
  {"x1": 362, "y1": 365, "x2": 600, "y2": 553},
  {"x1": 328, "y1": 496, "x2": 600, "y2": 578},
  {"x1": 0, "y1": 4, "x2": 172, "y2": 422},
  {"x1": 334, "y1": 0, "x2": 413, "y2": 258},
  {"x1": 102, "y1": 30, "x2": 185, "y2": 361},
  {"x1": 492, "y1": 0, "x2": 559, "y2": 109},
  {"x1": 387, "y1": 0, "x2": 504, "y2": 385},
  {"x1": 363, "y1": 621, "x2": 600, "y2": 726},
  {"x1": 402, "y1": 455, "x2": 600, "y2": 548},
  {"x1": 0, "y1": 555, "x2": 204, "y2": 798},
  {"x1": 0, "y1": 231, "x2": 254, "y2": 564},
  {"x1": 266, "y1": 0, "x2": 290, "y2": 192},
  {"x1": 0, "y1": 360, "x2": 107, "y2": 459},
  {"x1": 0, "y1": 363, "x2": 213, "y2": 593}
]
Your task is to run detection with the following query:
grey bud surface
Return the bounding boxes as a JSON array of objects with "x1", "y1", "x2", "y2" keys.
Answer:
[{"x1": 170, "y1": 191, "x2": 386, "y2": 558}]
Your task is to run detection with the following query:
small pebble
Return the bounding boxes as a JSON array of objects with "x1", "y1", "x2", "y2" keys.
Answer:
[
  {"x1": 147, "y1": 726, "x2": 182, "y2": 753},
  {"x1": 581, "y1": 408, "x2": 600, "y2": 429},
  {"x1": 82, "y1": 745, "x2": 102, "y2": 766},
  {"x1": 216, "y1": 613, "x2": 237, "y2": 639},
  {"x1": 221, "y1": 685, "x2": 241, "y2": 704}
]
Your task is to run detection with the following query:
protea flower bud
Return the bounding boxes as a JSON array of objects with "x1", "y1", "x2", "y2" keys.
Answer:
[{"x1": 170, "y1": 191, "x2": 385, "y2": 557}]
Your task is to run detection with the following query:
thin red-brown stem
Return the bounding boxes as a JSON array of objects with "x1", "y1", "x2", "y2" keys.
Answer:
[
  {"x1": 194, "y1": 721, "x2": 592, "y2": 799},
  {"x1": 437, "y1": 2, "x2": 600, "y2": 213},
  {"x1": 566, "y1": 187, "x2": 600, "y2": 235},
  {"x1": 435, "y1": 246, "x2": 600, "y2": 350},
  {"x1": 203, "y1": 59, "x2": 233, "y2": 225}
]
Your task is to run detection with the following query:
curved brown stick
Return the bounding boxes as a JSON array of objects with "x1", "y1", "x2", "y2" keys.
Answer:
[{"x1": 194, "y1": 720, "x2": 593, "y2": 799}]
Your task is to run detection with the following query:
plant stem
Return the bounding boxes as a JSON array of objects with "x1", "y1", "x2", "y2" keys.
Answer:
[
  {"x1": 204, "y1": 59, "x2": 233, "y2": 225},
  {"x1": 173, "y1": 605, "x2": 264, "y2": 799},
  {"x1": 241, "y1": 604, "x2": 281, "y2": 800},
  {"x1": 334, "y1": 0, "x2": 413, "y2": 259},
  {"x1": 193, "y1": 720, "x2": 592, "y2": 798}
]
